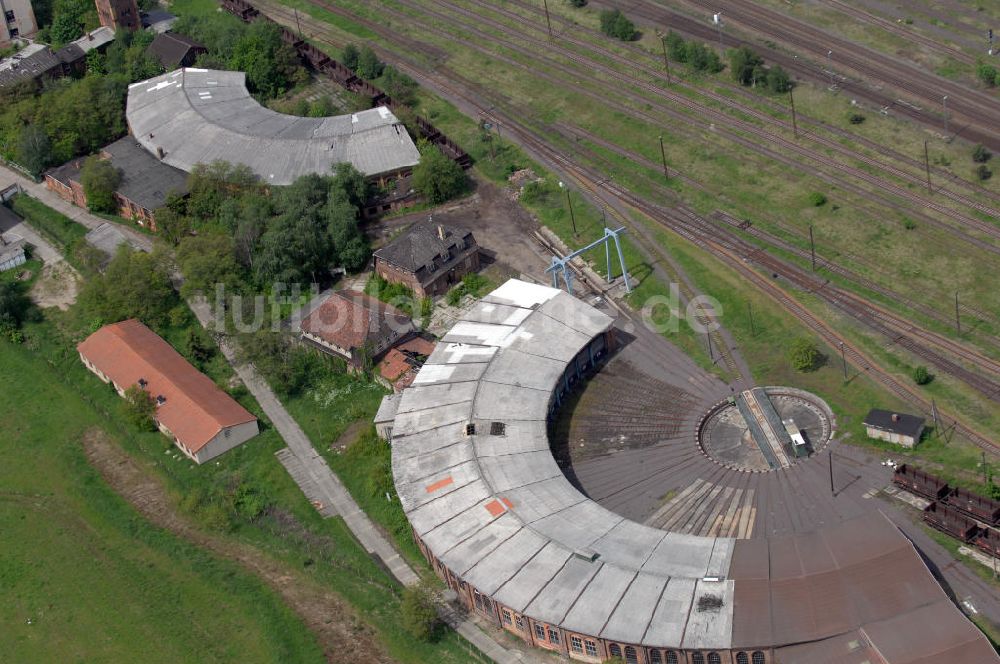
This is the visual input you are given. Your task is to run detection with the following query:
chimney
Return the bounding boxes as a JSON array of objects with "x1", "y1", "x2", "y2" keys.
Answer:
[
  {"x1": 88, "y1": 31, "x2": 94, "y2": 41},
  {"x1": 437, "y1": 224, "x2": 445, "y2": 240},
  {"x1": 891, "y1": 413, "x2": 900, "y2": 422}
]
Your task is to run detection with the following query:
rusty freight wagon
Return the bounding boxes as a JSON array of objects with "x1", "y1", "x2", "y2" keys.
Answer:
[
  {"x1": 923, "y1": 501, "x2": 980, "y2": 543},
  {"x1": 892, "y1": 464, "x2": 951, "y2": 501},
  {"x1": 945, "y1": 486, "x2": 1000, "y2": 526}
]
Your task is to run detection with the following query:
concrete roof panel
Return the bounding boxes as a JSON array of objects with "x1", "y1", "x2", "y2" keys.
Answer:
[
  {"x1": 478, "y1": 450, "x2": 562, "y2": 493},
  {"x1": 644, "y1": 577, "x2": 697, "y2": 647},
  {"x1": 493, "y1": 541, "x2": 573, "y2": 613},
  {"x1": 407, "y1": 479, "x2": 490, "y2": 536},
  {"x1": 463, "y1": 528, "x2": 551, "y2": 595},
  {"x1": 472, "y1": 381, "x2": 551, "y2": 422},
  {"x1": 601, "y1": 572, "x2": 668, "y2": 644},
  {"x1": 524, "y1": 557, "x2": 604, "y2": 626},
  {"x1": 560, "y1": 564, "x2": 637, "y2": 638},
  {"x1": 681, "y1": 579, "x2": 734, "y2": 650}
]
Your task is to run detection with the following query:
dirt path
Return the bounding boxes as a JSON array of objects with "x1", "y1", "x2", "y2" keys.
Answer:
[
  {"x1": 29, "y1": 262, "x2": 79, "y2": 310},
  {"x1": 80, "y1": 428, "x2": 396, "y2": 664}
]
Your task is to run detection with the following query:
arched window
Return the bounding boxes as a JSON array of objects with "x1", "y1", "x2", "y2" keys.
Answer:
[
  {"x1": 736, "y1": 653, "x2": 749, "y2": 664},
  {"x1": 609, "y1": 644, "x2": 623, "y2": 658},
  {"x1": 708, "y1": 653, "x2": 721, "y2": 664},
  {"x1": 665, "y1": 652, "x2": 679, "y2": 664},
  {"x1": 650, "y1": 650, "x2": 663, "y2": 664},
  {"x1": 752, "y1": 652, "x2": 766, "y2": 664},
  {"x1": 692, "y1": 654, "x2": 705, "y2": 664},
  {"x1": 625, "y1": 646, "x2": 638, "y2": 664}
]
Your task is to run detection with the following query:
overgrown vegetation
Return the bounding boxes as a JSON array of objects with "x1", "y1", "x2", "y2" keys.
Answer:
[
  {"x1": 401, "y1": 581, "x2": 440, "y2": 641},
  {"x1": 788, "y1": 337, "x2": 822, "y2": 372},
  {"x1": 80, "y1": 155, "x2": 123, "y2": 213},
  {"x1": 445, "y1": 273, "x2": 492, "y2": 306},
  {"x1": 412, "y1": 141, "x2": 468, "y2": 204},
  {"x1": 912, "y1": 365, "x2": 933, "y2": 385},
  {"x1": 727, "y1": 46, "x2": 791, "y2": 93},
  {"x1": 364, "y1": 273, "x2": 430, "y2": 320},
  {"x1": 599, "y1": 9, "x2": 637, "y2": 42},
  {"x1": 663, "y1": 31, "x2": 723, "y2": 73},
  {"x1": 977, "y1": 62, "x2": 998, "y2": 87}
]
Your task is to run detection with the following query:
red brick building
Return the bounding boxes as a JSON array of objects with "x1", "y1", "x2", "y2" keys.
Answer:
[
  {"x1": 44, "y1": 136, "x2": 189, "y2": 231},
  {"x1": 95, "y1": 0, "x2": 140, "y2": 31},
  {"x1": 373, "y1": 219, "x2": 480, "y2": 298}
]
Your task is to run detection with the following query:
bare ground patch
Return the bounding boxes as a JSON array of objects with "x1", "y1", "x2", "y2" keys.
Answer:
[
  {"x1": 80, "y1": 428, "x2": 396, "y2": 664},
  {"x1": 29, "y1": 261, "x2": 79, "y2": 310}
]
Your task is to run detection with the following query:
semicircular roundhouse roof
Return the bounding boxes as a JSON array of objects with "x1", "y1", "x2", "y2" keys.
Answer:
[
  {"x1": 390, "y1": 279, "x2": 997, "y2": 662},
  {"x1": 126, "y1": 68, "x2": 421, "y2": 185}
]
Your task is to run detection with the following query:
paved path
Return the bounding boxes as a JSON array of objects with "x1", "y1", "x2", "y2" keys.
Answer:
[
  {"x1": 0, "y1": 165, "x2": 153, "y2": 252},
  {"x1": 0, "y1": 204, "x2": 65, "y2": 266},
  {"x1": 188, "y1": 295, "x2": 544, "y2": 664}
]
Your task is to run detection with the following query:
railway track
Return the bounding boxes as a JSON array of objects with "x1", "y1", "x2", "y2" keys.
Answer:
[
  {"x1": 461, "y1": 0, "x2": 1000, "y2": 221},
  {"x1": 659, "y1": 0, "x2": 1000, "y2": 144},
  {"x1": 242, "y1": 0, "x2": 999, "y2": 449},
  {"x1": 386, "y1": 0, "x2": 1000, "y2": 258}
]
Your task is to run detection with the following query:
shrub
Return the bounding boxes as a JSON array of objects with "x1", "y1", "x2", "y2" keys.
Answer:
[
  {"x1": 122, "y1": 384, "x2": 156, "y2": 431},
  {"x1": 341, "y1": 43, "x2": 360, "y2": 70},
  {"x1": 788, "y1": 338, "x2": 821, "y2": 372},
  {"x1": 808, "y1": 192, "x2": 827, "y2": 207},
  {"x1": 847, "y1": 112, "x2": 865, "y2": 125},
  {"x1": 599, "y1": 9, "x2": 637, "y2": 41},
  {"x1": 972, "y1": 144, "x2": 992, "y2": 163},
  {"x1": 902, "y1": 218, "x2": 917, "y2": 230},
  {"x1": 412, "y1": 141, "x2": 468, "y2": 204},
  {"x1": 567, "y1": 0, "x2": 586, "y2": 5},
  {"x1": 912, "y1": 365, "x2": 933, "y2": 385},
  {"x1": 977, "y1": 63, "x2": 998, "y2": 87},
  {"x1": 976, "y1": 164, "x2": 993, "y2": 181},
  {"x1": 401, "y1": 582, "x2": 440, "y2": 641}
]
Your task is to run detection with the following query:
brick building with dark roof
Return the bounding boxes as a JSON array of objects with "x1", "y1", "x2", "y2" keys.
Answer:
[
  {"x1": 78, "y1": 319, "x2": 259, "y2": 463},
  {"x1": 45, "y1": 136, "x2": 189, "y2": 231},
  {"x1": 300, "y1": 290, "x2": 415, "y2": 368},
  {"x1": 864, "y1": 408, "x2": 926, "y2": 448},
  {"x1": 373, "y1": 219, "x2": 480, "y2": 298},
  {"x1": 146, "y1": 32, "x2": 206, "y2": 69}
]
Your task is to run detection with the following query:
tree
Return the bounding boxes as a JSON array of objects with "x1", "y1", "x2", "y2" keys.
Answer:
[
  {"x1": 80, "y1": 155, "x2": 123, "y2": 214},
  {"x1": 122, "y1": 384, "x2": 157, "y2": 431},
  {"x1": 789, "y1": 338, "x2": 821, "y2": 372},
  {"x1": 599, "y1": 9, "x2": 637, "y2": 41},
  {"x1": 228, "y1": 22, "x2": 304, "y2": 99},
  {"x1": 79, "y1": 245, "x2": 177, "y2": 326},
  {"x1": 411, "y1": 142, "x2": 467, "y2": 204},
  {"x1": 185, "y1": 328, "x2": 215, "y2": 367},
  {"x1": 766, "y1": 65, "x2": 791, "y2": 93},
  {"x1": 684, "y1": 41, "x2": 723, "y2": 72},
  {"x1": 154, "y1": 205, "x2": 192, "y2": 247},
  {"x1": 0, "y1": 281, "x2": 31, "y2": 331},
  {"x1": 912, "y1": 365, "x2": 933, "y2": 385},
  {"x1": 977, "y1": 63, "x2": 998, "y2": 87},
  {"x1": 355, "y1": 46, "x2": 383, "y2": 79},
  {"x1": 808, "y1": 191, "x2": 827, "y2": 206},
  {"x1": 15, "y1": 125, "x2": 52, "y2": 176},
  {"x1": 728, "y1": 46, "x2": 763, "y2": 86},
  {"x1": 665, "y1": 31, "x2": 686, "y2": 61},
  {"x1": 401, "y1": 582, "x2": 439, "y2": 641},
  {"x1": 972, "y1": 144, "x2": 992, "y2": 164},
  {"x1": 176, "y1": 233, "x2": 245, "y2": 296},
  {"x1": 382, "y1": 66, "x2": 418, "y2": 106},
  {"x1": 567, "y1": 0, "x2": 586, "y2": 5},
  {"x1": 341, "y1": 43, "x2": 360, "y2": 71},
  {"x1": 330, "y1": 162, "x2": 369, "y2": 209}
]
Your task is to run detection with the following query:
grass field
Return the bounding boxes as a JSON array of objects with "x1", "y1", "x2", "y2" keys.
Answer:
[{"x1": 0, "y1": 344, "x2": 325, "y2": 664}]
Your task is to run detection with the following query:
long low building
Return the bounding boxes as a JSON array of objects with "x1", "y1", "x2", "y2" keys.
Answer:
[
  {"x1": 78, "y1": 319, "x2": 259, "y2": 463},
  {"x1": 387, "y1": 279, "x2": 998, "y2": 664},
  {"x1": 125, "y1": 68, "x2": 421, "y2": 185}
]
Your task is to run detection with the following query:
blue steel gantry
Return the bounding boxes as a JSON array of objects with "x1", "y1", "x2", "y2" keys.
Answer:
[{"x1": 544, "y1": 227, "x2": 631, "y2": 295}]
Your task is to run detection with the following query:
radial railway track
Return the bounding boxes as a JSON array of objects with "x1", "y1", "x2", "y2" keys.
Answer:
[{"x1": 251, "y1": 1, "x2": 1000, "y2": 449}]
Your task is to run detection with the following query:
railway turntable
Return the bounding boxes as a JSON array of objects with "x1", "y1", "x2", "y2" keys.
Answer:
[{"x1": 385, "y1": 279, "x2": 998, "y2": 664}]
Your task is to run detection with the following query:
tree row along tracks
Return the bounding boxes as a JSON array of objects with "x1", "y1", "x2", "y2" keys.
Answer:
[
  {"x1": 458, "y1": 0, "x2": 1000, "y2": 218},
  {"x1": 274, "y1": 1, "x2": 1000, "y2": 385},
  {"x1": 642, "y1": 0, "x2": 1000, "y2": 146},
  {"x1": 500, "y1": 0, "x2": 1000, "y2": 210},
  {"x1": 376, "y1": 0, "x2": 1000, "y2": 257},
  {"x1": 261, "y1": 2, "x2": 999, "y2": 444}
]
